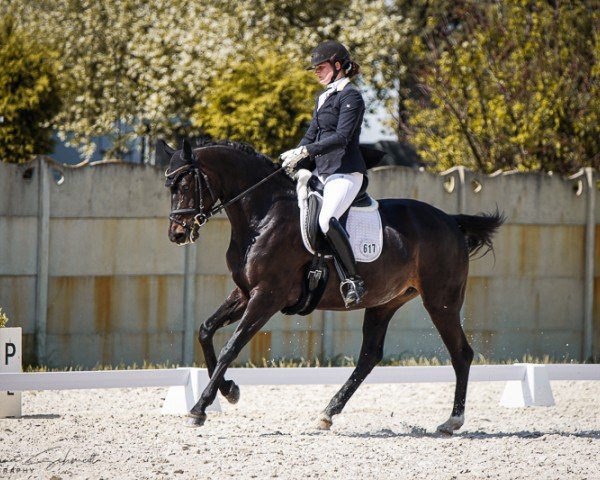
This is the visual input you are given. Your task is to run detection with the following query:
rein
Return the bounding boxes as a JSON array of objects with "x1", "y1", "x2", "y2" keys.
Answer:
[
  {"x1": 167, "y1": 160, "x2": 286, "y2": 241},
  {"x1": 202, "y1": 166, "x2": 285, "y2": 223}
]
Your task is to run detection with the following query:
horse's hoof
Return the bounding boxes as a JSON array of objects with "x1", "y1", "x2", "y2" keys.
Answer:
[
  {"x1": 224, "y1": 382, "x2": 240, "y2": 404},
  {"x1": 316, "y1": 412, "x2": 332, "y2": 430},
  {"x1": 436, "y1": 414, "x2": 464, "y2": 436},
  {"x1": 435, "y1": 424, "x2": 454, "y2": 436},
  {"x1": 186, "y1": 412, "x2": 207, "y2": 427}
]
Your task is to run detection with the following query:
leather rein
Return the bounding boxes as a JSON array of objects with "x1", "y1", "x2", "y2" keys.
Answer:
[{"x1": 166, "y1": 159, "x2": 285, "y2": 242}]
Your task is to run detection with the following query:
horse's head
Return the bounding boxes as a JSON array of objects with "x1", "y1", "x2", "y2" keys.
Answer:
[{"x1": 160, "y1": 139, "x2": 215, "y2": 245}]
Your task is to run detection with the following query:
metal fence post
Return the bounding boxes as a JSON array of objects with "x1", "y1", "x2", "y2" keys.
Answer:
[
  {"x1": 322, "y1": 310, "x2": 335, "y2": 362},
  {"x1": 583, "y1": 168, "x2": 596, "y2": 360},
  {"x1": 35, "y1": 158, "x2": 50, "y2": 365},
  {"x1": 569, "y1": 167, "x2": 596, "y2": 361},
  {"x1": 182, "y1": 245, "x2": 197, "y2": 365}
]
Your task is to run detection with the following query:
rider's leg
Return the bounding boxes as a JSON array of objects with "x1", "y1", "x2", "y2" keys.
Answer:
[
  {"x1": 318, "y1": 172, "x2": 363, "y2": 233},
  {"x1": 326, "y1": 218, "x2": 367, "y2": 306},
  {"x1": 318, "y1": 173, "x2": 366, "y2": 306}
]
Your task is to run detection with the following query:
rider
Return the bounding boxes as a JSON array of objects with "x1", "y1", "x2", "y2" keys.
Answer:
[{"x1": 281, "y1": 40, "x2": 367, "y2": 307}]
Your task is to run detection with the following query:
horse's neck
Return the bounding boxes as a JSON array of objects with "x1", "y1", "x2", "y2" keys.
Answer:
[
  {"x1": 200, "y1": 150, "x2": 271, "y2": 200},
  {"x1": 200, "y1": 151, "x2": 292, "y2": 234}
]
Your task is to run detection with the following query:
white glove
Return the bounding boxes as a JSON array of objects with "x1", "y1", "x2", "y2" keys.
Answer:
[{"x1": 280, "y1": 146, "x2": 309, "y2": 169}]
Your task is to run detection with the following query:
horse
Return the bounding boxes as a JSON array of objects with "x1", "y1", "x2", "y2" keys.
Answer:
[{"x1": 161, "y1": 138, "x2": 504, "y2": 435}]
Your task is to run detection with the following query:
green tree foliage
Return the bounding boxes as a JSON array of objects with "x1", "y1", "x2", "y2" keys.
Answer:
[
  {"x1": 375, "y1": 0, "x2": 468, "y2": 140},
  {"x1": 407, "y1": 1, "x2": 600, "y2": 174},
  {"x1": 4, "y1": 0, "x2": 598, "y2": 174},
  {"x1": 333, "y1": 0, "x2": 411, "y2": 137},
  {"x1": 0, "y1": 306, "x2": 8, "y2": 328},
  {"x1": 11, "y1": 0, "x2": 236, "y2": 159},
  {"x1": 192, "y1": 51, "x2": 320, "y2": 157},
  {"x1": 0, "y1": 14, "x2": 61, "y2": 163}
]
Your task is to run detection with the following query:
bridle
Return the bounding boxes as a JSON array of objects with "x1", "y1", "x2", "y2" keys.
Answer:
[
  {"x1": 166, "y1": 155, "x2": 285, "y2": 244},
  {"x1": 166, "y1": 163, "x2": 213, "y2": 242}
]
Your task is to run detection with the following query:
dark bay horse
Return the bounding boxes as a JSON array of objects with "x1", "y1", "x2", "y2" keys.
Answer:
[{"x1": 162, "y1": 139, "x2": 504, "y2": 435}]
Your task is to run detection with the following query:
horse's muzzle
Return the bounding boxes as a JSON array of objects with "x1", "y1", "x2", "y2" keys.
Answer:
[
  {"x1": 170, "y1": 230, "x2": 188, "y2": 245},
  {"x1": 169, "y1": 219, "x2": 199, "y2": 245},
  {"x1": 169, "y1": 223, "x2": 189, "y2": 245}
]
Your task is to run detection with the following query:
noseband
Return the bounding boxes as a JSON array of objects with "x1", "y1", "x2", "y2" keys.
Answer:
[
  {"x1": 166, "y1": 162, "x2": 218, "y2": 242},
  {"x1": 166, "y1": 157, "x2": 285, "y2": 243}
]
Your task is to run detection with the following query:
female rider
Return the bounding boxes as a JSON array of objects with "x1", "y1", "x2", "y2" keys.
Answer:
[{"x1": 280, "y1": 40, "x2": 367, "y2": 307}]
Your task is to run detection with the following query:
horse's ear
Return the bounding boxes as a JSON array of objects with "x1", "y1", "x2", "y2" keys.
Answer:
[
  {"x1": 182, "y1": 139, "x2": 193, "y2": 162},
  {"x1": 155, "y1": 139, "x2": 176, "y2": 166}
]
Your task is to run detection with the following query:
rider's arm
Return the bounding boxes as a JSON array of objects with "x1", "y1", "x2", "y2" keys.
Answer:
[
  {"x1": 298, "y1": 106, "x2": 318, "y2": 147},
  {"x1": 303, "y1": 89, "x2": 364, "y2": 157}
]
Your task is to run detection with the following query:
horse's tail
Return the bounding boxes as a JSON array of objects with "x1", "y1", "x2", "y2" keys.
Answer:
[{"x1": 452, "y1": 210, "x2": 505, "y2": 258}]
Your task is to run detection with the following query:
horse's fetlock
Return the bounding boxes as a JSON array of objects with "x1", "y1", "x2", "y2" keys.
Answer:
[
  {"x1": 317, "y1": 412, "x2": 333, "y2": 430},
  {"x1": 223, "y1": 381, "x2": 240, "y2": 404}
]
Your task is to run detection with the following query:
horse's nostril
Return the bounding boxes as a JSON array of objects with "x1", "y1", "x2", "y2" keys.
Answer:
[
  {"x1": 174, "y1": 232, "x2": 186, "y2": 243},
  {"x1": 169, "y1": 226, "x2": 187, "y2": 244}
]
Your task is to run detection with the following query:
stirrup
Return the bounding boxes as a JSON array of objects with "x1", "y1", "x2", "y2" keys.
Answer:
[{"x1": 340, "y1": 277, "x2": 366, "y2": 308}]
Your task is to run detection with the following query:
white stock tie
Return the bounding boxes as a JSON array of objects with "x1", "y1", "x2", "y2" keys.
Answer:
[{"x1": 317, "y1": 86, "x2": 336, "y2": 111}]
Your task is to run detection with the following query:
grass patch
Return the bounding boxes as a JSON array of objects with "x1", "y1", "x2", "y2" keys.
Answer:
[
  {"x1": 24, "y1": 354, "x2": 586, "y2": 372},
  {"x1": 0, "y1": 307, "x2": 9, "y2": 328},
  {"x1": 242, "y1": 353, "x2": 577, "y2": 368}
]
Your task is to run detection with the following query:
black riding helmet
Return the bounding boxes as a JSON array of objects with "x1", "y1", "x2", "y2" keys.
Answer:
[{"x1": 307, "y1": 40, "x2": 352, "y2": 84}]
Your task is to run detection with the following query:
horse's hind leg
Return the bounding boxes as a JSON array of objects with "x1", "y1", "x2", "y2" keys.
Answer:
[
  {"x1": 199, "y1": 288, "x2": 247, "y2": 403},
  {"x1": 422, "y1": 288, "x2": 474, "y2": 435},
  {"x1": 317, "y1": 301, "x2": 401, "y2": 430}
]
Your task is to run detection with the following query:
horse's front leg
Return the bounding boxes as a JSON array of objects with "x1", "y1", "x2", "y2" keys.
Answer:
[
  {"x1": 188, "y1": 288, "x2": 281, "y2": 426},
  {"x1": 199, "y1": 288, "x2": 247, "y2": 403}
]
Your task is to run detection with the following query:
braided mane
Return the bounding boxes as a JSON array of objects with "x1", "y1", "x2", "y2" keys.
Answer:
[{"x1": 194, "y1": 137, "x2": 275, "y2": 169}]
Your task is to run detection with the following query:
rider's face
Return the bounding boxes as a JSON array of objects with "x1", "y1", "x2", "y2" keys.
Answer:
[{"x1": 314, "y1": 61, "x2": 339, "y2": 86}]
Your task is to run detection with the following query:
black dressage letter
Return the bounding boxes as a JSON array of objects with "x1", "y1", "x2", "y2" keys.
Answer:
[{"x1": 5, "y1": 342, "x2": 15, "y2": 365}]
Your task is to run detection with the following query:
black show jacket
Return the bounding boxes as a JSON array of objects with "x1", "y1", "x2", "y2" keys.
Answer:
[{"x1": 299, "y1": 82, "x2": 367, "y2": 177}]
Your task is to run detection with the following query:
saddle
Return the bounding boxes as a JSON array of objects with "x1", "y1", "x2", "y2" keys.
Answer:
[
  {"x1": 281, "y1": 170, "x2": 382, "y2": 316},
  {"x1": 304, "y1": 174, "x2": 372, "y2": 255}
]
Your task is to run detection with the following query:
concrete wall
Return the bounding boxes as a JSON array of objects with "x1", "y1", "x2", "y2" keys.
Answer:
[{"x1": 0, "y1": 158, "x2": 597, "y2": 367}]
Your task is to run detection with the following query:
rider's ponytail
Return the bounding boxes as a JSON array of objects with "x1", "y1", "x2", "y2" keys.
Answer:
[{"x1": 346, "y1": 61, "x2": 361, "y2": 79}]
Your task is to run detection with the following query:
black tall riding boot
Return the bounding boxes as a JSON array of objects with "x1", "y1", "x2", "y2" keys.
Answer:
[{"x1": 325, "y1": 218, "x2": 366, "y2": 307}]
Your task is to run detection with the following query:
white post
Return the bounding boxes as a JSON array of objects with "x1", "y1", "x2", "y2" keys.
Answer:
[
  {"x1": 0, "y1": 327, "x2": 22, "y2": 418},
  {"x1": 500, "y1": 364, "x2": 555, "y2": 407},
  {"x1": 162, "y1": 368, "x2": 221, "y2": 415}
]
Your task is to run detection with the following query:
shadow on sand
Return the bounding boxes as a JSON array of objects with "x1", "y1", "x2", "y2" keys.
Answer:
[
  {"x1": 17, "y1": 414, "x2": 61, "y2": 420},
  {"x1": 331, "y1": 428, "x2": 600, "y2": 440}
]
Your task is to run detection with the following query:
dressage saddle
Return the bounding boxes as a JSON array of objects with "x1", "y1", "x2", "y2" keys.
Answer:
[{"x1": 305, "y1": 175, "x2": 372, "y2": 255}]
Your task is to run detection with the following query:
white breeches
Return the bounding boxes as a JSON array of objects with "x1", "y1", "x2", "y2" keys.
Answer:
[{"x1": 317, "y1": 172, "x2": 364, "y2": 234}]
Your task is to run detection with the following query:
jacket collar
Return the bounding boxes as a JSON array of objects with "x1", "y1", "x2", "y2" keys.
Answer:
[
  {"x1": 327, "y1": 77, "x2": 351, "y2": 92},
  {"x1": 318, "y1": 78, "x2": 352, "y2": 110}
]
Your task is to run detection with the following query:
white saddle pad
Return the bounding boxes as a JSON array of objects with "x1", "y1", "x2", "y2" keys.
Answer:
[{"x1": 296, "y1": 170, "x2": 383, "y2": 263}]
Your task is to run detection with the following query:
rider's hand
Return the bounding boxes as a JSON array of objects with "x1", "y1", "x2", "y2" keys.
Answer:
[{"x1": 280, "y1": 146, "x2": 309, "y2": 170}]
